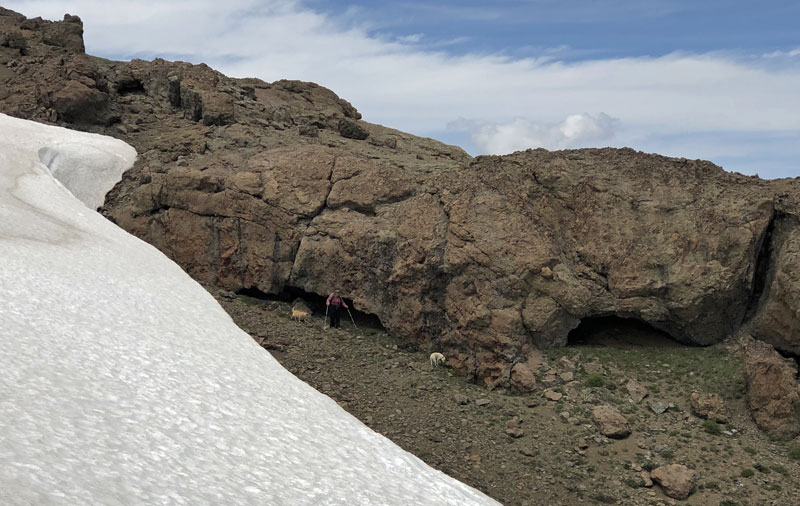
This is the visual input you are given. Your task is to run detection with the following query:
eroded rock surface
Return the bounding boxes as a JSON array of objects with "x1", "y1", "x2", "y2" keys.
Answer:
[
  {"x1": 741, "y1": 335, "x2": 800, "y2": 438},
  {"x1": 3, "y1": 7, "x2": 800, "y2": 395}
]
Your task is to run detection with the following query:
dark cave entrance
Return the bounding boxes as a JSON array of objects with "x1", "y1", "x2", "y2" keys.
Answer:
[
  {"x1": 567, "y1": 316, "x2": 687, "y2": 348},
  {"x1": 776, "y1": 349, "x2": 800, "y2": 380},
  {"x1": 236, "y1": 285, "x2": 386, "y2": 331},
  {"x1": 116, "y1": 78, "x2": 146, "y2": 95}
]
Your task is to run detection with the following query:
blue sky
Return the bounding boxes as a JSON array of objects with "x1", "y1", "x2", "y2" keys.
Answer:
[
  {"x1": 310, "y1": 1, "x2": 800, "y2": 59},
  {"x1": 8, "y1": 0, "x2": 800, "y2": 178}
]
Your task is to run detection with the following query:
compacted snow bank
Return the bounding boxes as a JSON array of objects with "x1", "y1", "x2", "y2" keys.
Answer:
[{"x1": 0, "y1": 114, "x2": 499, "y2": 506}]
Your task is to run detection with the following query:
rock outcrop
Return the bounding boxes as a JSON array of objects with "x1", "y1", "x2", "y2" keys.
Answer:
[
  {"x1": 3, "y1": 7, "x2": 800, "y2": 395},
  {"x1": 741, "y1": 335, "x2": 800, "y2": 438}
]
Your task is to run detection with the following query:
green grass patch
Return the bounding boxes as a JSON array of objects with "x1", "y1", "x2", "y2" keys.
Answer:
[
  {"x1": 238, "y1": 294, "x2": 268, "y2": 306},
  {"x1": 546, "y1": 345, "x2": 745, "y2": 398},
  {"x1": 771, "y1": 464, "x2": 788, "y2": 475},
  {"x1": 703, "y1": 419, "x2": 722, "y2": 435},
  {"x1": 788, "y1": 443, "x2": 800, "y2": 461},
  {"x1": 584, "y1": 373, "x2": 605, "y2": 388},
  {"x1": 740, "y1": 468, "x2": 755, "y2": 478}
]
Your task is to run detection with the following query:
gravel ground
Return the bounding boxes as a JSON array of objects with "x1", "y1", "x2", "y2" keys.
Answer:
[{"x1": 213, "y1": 288, "x2": 800, "y2": 506}]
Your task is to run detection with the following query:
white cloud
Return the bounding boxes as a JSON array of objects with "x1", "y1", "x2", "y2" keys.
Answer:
[
  {"x1": 6, "y1": 1, "x2": 800, "y2": 176},
  {"x1": 451, "y1": 113, "x2": 618, "y2": 153},
  {"x1": 764, "y1": 48, "x2": 800, "y2": 58},
  {"x1": 396, "y1": 33, "x2": 423, "y2": 44}
]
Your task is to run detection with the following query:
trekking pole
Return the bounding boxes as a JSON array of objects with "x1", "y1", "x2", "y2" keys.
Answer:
[
  {"x1": 322, "y1": 305, "x2": 329, "y2": 330},
  {"x1": 346, "y1": 307, "x2": 357, "y2": 329}
]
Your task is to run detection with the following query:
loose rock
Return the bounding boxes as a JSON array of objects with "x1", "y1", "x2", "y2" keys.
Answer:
[
  {"x1": 626, "y1": 379, "x2": 648, "y2": 403},
  {"x1": 690, "y1": 391, "x2": 729, "y2": 423},
  {"x1": 650, "y1": 464, "x2": 697, "y2": 500},
  {"x1": 591, "y1": 405, "x2": 631, "y2": 439},
  {"x1": 544, "y1": 391, "x2": 563, "y2": 402}
]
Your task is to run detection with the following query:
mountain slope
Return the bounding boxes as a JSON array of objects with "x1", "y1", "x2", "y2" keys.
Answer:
[{"x1": 0, "y1": 112, "x2": 498, "y2": 505}]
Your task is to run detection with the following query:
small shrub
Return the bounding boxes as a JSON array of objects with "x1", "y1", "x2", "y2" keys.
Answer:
[
  {"x1": 788, "y1": 444, "x2": 800, "y2": 461},
  {"x1": 591, "y1": 493, "x2": 616, "y2": 504},
  {"x1": 659, "y1": 448, "x2": 675, "y2": 459},
  {"x1": 584, "y1": 374, "x2": 605, "y2": 388},
  {"x1": 771, "y1": 464, "x2": 788, "y2": 475},
  {"x1": 740, "y1": 468, "x2": 755, "y2": 478},
  {"x1": 753, "y1": 462, "x2": 770, "y2": 474},
  {"x1": 623, "y1": 477, "x2": 643, "y2": 489},
  {"x1": 703, "y1": 419, "x2": 722, "y2": 435},
  {"x1": 743, "y1": 446, "x2": 757, "y2": 455},
  {"x1": 703, "y1": 481, "x2": 719, "y2": 490}
]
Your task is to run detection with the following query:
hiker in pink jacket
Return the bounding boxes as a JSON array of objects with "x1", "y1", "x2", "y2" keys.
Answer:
[{"x1": 326, "y1": 290, "x2": 348, "y2": 329}]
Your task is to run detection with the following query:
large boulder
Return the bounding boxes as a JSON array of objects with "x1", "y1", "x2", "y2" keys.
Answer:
[
  {"x1": 49, "y1": 79, "x2": 109, "y2": 124},
  {"x1": 650, "y1": 464, "x2": 697, "y2": 500},
  {"x1": 41, "y1": 14, "x2": 85, "y2": 53},
  {"x1": 741, "y1": 335, "x2": 800, "y2": 438}
]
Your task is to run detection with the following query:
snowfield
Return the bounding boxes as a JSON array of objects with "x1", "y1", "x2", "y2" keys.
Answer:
[{"x1": 0, "y1": 113, "x2": 499, "y2": 506}]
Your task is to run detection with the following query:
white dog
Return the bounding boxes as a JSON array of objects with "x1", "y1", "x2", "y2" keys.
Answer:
[{"x1": 430, "y1": 352, "x2": 446, "y2": 368}]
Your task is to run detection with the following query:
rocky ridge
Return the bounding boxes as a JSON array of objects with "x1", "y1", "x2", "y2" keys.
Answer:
[{"x1": 2, "y1": 7, "x2": 800, "y2": 402}]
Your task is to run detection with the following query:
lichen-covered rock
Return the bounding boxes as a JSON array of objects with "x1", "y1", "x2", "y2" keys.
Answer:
[
  {"x1": 741, "y1": 335, "x2": 800, "y2": 438},
  {"x1": 690, "y1": 392, "x2": 729, "y2": 423}
]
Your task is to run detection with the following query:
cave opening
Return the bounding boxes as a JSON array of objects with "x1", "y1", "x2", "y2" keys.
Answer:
[
  {"x1": 116, "y1": 78, "x2": 146, "y2": 96},
  {"x1": 776, "y1": 348, "x2": 800, "y2": 379},
  {"x1": 567, "y1": 316, "x2": 687, "y2": 348},
  {"x1": 236, "y1": 285, "x2": 386, "y2": 331}
]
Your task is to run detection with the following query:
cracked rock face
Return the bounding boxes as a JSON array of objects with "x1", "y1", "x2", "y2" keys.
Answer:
[{"x1": 4, "y1": 7, "x2": 800, "y2": 392}]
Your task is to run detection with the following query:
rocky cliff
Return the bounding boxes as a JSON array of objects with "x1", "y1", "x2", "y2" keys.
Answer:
[{"x1": 2, "y1": 7, "x2": 799, "y2": 390}]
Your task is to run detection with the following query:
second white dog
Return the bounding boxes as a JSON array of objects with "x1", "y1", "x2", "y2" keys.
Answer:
[{"x1": 429, "y1": 352, "x2": 446, "y2": 368}]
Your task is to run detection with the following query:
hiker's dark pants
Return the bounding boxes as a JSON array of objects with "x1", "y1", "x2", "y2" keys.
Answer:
[{"x1": 330, "y1": 305, "x2": 341, "y2": 328}]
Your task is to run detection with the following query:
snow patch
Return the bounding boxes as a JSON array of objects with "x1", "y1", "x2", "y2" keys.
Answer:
[
  {"x1": 1, "y1": 114, "x2": 136, "y2": 210},
  {"x1": 0, "y1": 113, "x2": 498, "y2": 505}
]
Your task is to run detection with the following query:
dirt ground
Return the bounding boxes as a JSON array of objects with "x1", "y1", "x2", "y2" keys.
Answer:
[{"x1": 212, "y1": 288, "x2": 800, "y2": 506}]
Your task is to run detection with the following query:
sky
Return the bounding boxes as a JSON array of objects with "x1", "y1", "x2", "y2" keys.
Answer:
[{"x1": 7, "y1": 0, "x2": 800, "y2": 178}]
